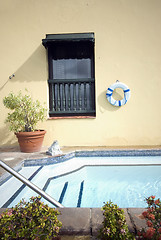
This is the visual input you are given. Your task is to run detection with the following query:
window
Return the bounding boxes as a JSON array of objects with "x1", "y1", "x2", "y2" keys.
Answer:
[{"x1": 42, "y1": 33, "x2": 96, "y2": 118}]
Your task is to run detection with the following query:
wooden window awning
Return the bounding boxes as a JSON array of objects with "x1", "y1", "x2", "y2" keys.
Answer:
[{"x1": 42, "y1": 33, "x2": 94, "y2": 48}]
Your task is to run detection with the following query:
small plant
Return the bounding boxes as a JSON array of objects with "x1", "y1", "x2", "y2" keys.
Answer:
[
  {"x1": 3, "y1": 90, "x2": 47, "y2": 132},
  {"x1": 136, "y1": 196, "x2": 161, "y2": 240},
  {"x1": 98, "y1": 201, "x2": 135, "y2": 240},
  {"x1": 0, "y1": 196, "x2": 62, "y2": 240}
]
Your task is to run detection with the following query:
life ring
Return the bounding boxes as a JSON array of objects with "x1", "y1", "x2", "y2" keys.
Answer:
[{"x1": 106, "y1": 81, "x2": 131, "y2": 106}]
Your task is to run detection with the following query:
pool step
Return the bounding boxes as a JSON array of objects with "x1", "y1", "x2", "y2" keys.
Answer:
[
  {"x1": 1, "y1": 165, "x2": 85, "y2": 208},
  {"x1": 57, "y1": 180, "x2": 85, "y2": 207},
  {"x1": 59, "y1": 182, "x2": 68, "y2": 204},
  {"x1": 77, "y1": 181, "x2": 84, "y2": 207},
  {"x1": 1, "y1": 166, "x2": 43, "y2": 208}
]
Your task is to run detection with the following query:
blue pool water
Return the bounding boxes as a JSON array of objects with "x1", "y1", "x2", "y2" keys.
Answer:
[
  {"x1": 1, "y1": 156, "x2": 161, "y2": 208},
  {"x1": 43, "y1": 165, "x2": 161, "y2": 208}
]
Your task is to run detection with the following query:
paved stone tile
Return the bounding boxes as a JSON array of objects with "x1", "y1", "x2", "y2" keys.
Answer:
[
  {"x1": 91, "y1": 208, "x2": 103, "y2": 236},
  {"x1": 128, "y1": 208, "x2": 146, "y2": 231},
  {"x1": 61, "y1": 236, "x2": 91, "y2": 240},
  {"x1": 123, "y1": 208, "x2": 135, "y2": 233},
  {"x1": 58, "y1": 208, "x2": 91, "y2": 235}
]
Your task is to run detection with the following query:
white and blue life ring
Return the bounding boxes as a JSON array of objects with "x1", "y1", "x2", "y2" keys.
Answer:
[{"x1": 106, "y1": 81, "x2": 131, "y2": 106}]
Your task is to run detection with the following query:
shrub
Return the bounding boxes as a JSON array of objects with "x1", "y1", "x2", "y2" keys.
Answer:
[
  {"x1": 98, "y1": 201, "x2": 135, "y2": 239},
  {"x1": 136, "y1": 196, "x2": 161, "y2": 240},
  {"x1": 3, "y1": 90, "x2": 47, "y2": 132},
  {"x1": 0, "y1": 196, "x2": 62, "y2": 240}
]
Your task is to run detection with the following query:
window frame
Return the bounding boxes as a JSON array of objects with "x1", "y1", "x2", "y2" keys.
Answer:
[{"x1": 42, "y1": 33, "x2": 96, "y2": 118}]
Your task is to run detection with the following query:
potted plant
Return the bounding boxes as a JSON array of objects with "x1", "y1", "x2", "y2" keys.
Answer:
[
  {"x1": 0, "y1": 196, "x2": 62, "y2": 240},
  {"x1": 3, "y1": 90, "x2": 47, "y2": 153}
]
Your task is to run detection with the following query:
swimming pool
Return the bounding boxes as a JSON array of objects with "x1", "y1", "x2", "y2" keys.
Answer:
[{"x1": 1, "y1": 153, "x2": 161, "y2": 208}]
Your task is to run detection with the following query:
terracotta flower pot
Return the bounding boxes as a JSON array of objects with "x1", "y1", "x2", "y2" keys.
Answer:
[{"x1": 15, "y1": 130, "x2": 46, "y2": 153}]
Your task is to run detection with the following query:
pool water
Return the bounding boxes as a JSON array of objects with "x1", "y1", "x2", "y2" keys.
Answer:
[
  {"x1": 1, "y1": 156, "x2": 161, "y2": 208},
  {"x1": 43, "y1": 165, "x2": 161, "y2": 208}
]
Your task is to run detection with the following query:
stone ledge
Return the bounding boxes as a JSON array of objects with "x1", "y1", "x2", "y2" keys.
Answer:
[
  {"x1": 58, "y1": 208, "x2": 91, "y2": 235},
  {"x1": 57, "y1": 207, "x2": 146, "y2": 237},
  {"x1": 0, "y1": 207, "x2": 146, "y2": 237}
]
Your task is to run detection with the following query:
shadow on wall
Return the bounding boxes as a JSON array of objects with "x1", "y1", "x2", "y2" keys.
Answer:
[
  {"x1": 0, "y1": 126, "x2": 18, "y2": 148},
  {"x1": 97, "y1": 90, "x2": 122, "y2": 113},
  {"x1": 0, "y1": 45, "x2": 47, "y2": 91},
  {"x1": 0, "y1": 45, "x2": 47, "y2": 147}
]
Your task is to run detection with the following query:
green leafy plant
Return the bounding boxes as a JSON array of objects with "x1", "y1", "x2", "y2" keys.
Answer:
[
  {"x1": 3, "y1": 90, "x2": 47, "y2": 132},
  {"x1": 98, "y1": 201, "x2": 135, "y2": 240},
  {"x1": 0, "y1": 196, "x2": 62, "y2": 240},
  {"x1": 136, "y1": 196, "x2": 161, "y2": 240}
]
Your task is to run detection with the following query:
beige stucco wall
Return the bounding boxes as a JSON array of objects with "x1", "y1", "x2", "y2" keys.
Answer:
[{"x1": 0, "y1": 0, "x2": 161, "y2": 148}]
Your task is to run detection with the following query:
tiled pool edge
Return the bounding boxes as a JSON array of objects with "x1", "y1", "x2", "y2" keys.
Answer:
[
  {"x1": 1, "y1": 149, "x2": 161, "y2": 184},
  {"x1": 24, "y1": 149, "x2": 161, "y2": 166},
  {"x1": 1, "y1": 149, "x2": 160, "y2": 205}
]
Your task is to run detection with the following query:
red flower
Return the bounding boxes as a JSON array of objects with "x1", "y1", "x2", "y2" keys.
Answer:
[
  {"x1": 155, "y1": 199, "x2": 160, "y2": 205},
  {"x1": 7, "y1": 210, "x2": 13, "y2": 216},
  {"x1": 137, "y1": 231, "x2": 142, "y2": 236},
  {"x1": 148, "y1": 213, "x2": 155, "y2": 220},
  {"x1": 148, "y1": 207, "x2": 154, "y2": 213},
  {"x1": 146, "y1": 227, "x2": 155, "y2": 239},
  {"x1": 158, "y1": 227, "x2": 161, "y2": 234},
  {"x1": 142, "y1": 232, "x2": 147, "y2": 238},
  {"x1": 142, "y1": 211, "x2": 148, "y2": 218},
  {"x1": 151, "y1": 196, "x2": 155, "y2": 199},
  {"x1": 147, "y1": 220, "x2": 153, "y2": 227}
]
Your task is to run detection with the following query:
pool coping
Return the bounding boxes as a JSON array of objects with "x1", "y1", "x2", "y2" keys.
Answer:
[
  {"x1": 56, "y1": 207, "x2": 147, "y2": 236},
  {"x1": 1, "y1": 149, "x2": 161, "y2": 185},
  {"x1": 0, "y1": 207, "x2": 146, "y2": 237},
  {"x1": 24, "y1": 149, "x2": 161, "y2": 166}
]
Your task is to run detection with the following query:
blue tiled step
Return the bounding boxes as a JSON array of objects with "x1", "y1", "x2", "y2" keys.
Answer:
[
  {"x1": 77, "y1": 181, "x2": 84, "y2": 207},
  {"x1": 59, "y1": 182, "x2": 68, "y2": 204},
  {"x1": 1, "y1": 166, "x2": 43, "y2": 208},
  {"x1": 44, "y1": 180, "x2": 85, "y2": 207}
]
